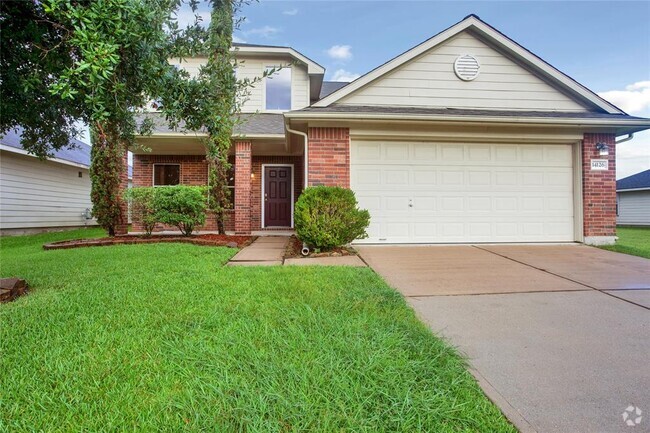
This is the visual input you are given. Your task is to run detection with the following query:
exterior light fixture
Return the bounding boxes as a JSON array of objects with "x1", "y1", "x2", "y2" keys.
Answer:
[
  {"x1": 250, "y1": 172, "x2": 255, "y2": 179},
  {"x1": 596, "y1": 142, "x2": 609, "y2": 156}
]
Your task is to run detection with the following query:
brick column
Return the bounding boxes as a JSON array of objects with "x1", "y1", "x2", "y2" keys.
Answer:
[
  {"x1": 115, "y1": 147, "x2": 130, "y2": 235},
  {"x1": 582, "y1": 133, "x2": 617, "y2": 245},
  {"x1": 307, "y1": 127, "x2": 350, "y2": 187},
  {"x1": 234, "y1": 141, "x2": 252, "y2": 234}
]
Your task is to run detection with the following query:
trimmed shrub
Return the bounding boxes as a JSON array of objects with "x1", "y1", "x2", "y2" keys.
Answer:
[
  {"x1": 154, "y1": 186, "x2": 207, "y2": 236},
  {"x1": 124, "y1": 187, "x2": 157, "y2": 236},
  {"x1": 294, "y1": 186, "x2": 370, "y2": 250}
]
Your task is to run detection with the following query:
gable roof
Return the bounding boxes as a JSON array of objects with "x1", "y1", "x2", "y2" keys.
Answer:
[
  {"x1": 313, "y1": 15, "x2": 624, "y2": 114},
  {"x1": 1, "y1": 127, "x2": 133, "y2": 178},
  {"x1": 617, "y1": 169, "x2": 650, "y2": 191}
]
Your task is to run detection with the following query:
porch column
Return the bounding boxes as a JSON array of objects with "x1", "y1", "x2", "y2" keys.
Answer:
[
  {"x1": 582, "y1": 133, "x2": 617, "y2": 245},
  {"x1": 234, "y1": 140, "x2": 252, "y2": 234},
  {"x1": 115, "y1": 145, "x2": 130, "y2": 235}
]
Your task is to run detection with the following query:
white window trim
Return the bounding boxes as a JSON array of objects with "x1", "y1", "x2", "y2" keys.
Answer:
[
  {"x1": 152, "y1": 163, "x2": 181, "y2": 187},
  {"x1": 263, "y1": 65, "x2": 292, "y2": 113},
  {"x1": 261, "y1": 164, "x2": 294, "y2": 229}
]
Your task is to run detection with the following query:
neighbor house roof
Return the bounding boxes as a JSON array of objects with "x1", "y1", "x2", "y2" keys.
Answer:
[
  {"x1": 0, "y1": 127, "x2": 133, "y2": 177},
  {"x1": 1, "y1": 127, "x2": 92, "y2": 168},
  {"x1": 313, "y1": 14, "x2": 625, "y2": 114},
  {"x1": 617, "y1": 169, "x2": 650, "y2": 192},
  {"x1": 137, "y1": 113, "x2": 285, "y2": 137},
  {"x1": 319, "y1": 81, "x2": 349, "y2": 100}
]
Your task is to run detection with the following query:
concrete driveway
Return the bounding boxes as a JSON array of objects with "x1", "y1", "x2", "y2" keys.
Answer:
[{"x1": 357, "y1": 244, "x2": 650, "y2": 433}]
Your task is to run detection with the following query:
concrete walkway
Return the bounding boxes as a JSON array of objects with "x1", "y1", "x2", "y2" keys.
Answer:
[
  {"x1": 228, "y1": 237, "x2": 288, "y2": 266},
  {"x1": 229, "y1": 237, "x2": 367, "y2": 267},
  {"x1": 357, "y1": 244, "x2": 650, "y2": 433}
]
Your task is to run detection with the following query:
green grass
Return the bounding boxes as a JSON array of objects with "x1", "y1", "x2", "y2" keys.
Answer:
[
  {"x1": 600, "y1": 226, "x2": 650, "y2": 259},
  {"x1": 0, "y1": 229, "x2": 514, "y2": 432}
]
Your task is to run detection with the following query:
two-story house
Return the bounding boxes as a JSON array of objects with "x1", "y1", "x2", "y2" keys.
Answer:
[{"x1": 131, "y1": 15, "x2": 650, "y2": 245}]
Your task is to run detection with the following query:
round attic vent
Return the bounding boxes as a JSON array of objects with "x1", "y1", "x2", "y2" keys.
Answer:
[{"x1": 454, "y1": 55, "x2": 480, "y2": 81}]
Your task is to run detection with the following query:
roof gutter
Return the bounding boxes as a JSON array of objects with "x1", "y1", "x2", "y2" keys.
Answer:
[
  {"x1": 615, "y1": 133, "x2": 634, "y2": 144},
  {"x1": 284, "y1": 111, "x2": 650, "y2": 129}
]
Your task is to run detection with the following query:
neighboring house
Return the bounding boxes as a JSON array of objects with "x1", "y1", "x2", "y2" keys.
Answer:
[
  {"x1": 133, "y1": 15, "x2": 650, "y2": 245},
  {"x1": 0, "y1": 128, "x2": 133, "y2": 235},
  {"x1": 616, "y1": 169, "x2": 650, "y2": 226}
]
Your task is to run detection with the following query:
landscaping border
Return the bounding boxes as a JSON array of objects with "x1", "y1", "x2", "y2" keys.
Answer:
[{"x1": 43, "y1": 234, "x2": 255, "y2": 250}]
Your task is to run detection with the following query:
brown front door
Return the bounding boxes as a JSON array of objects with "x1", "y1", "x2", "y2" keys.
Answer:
[{"x1": 264, "y1": 166, "x2": 292, "y2": 227}]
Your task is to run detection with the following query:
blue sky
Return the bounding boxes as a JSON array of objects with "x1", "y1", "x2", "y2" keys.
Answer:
[{"x1": 228, "y1": 0, "x2": 650, "y2": 179}]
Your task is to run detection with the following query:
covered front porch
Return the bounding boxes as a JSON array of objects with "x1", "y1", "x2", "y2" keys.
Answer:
[{"x1": 131, "y1": 127, "x2": 305, "y2": 235}]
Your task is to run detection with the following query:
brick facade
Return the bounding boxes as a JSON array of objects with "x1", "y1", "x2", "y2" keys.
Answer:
[
  {"x1": 582, "y1": 133, "x2": 617, "y2": 241},
  {"x1": 234, "y1": 141, "x2": 252, "y2": 234},
  {"x1": 307, "y1": 127, "x2": 350, "y2": 187},
  {"x1": 131, "y1": 154, "x2": 233, "y2": 233}
]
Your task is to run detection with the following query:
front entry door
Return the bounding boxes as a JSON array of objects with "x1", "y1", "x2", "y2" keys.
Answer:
[{"x1": 264, "y1": 166, "x2": 292, "y2": 227}]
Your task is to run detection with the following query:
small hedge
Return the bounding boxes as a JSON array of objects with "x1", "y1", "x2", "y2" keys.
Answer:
[
  {"x1": 125, "y1": 186, "x2": 207, "y2": 236},
  {"x1": 294, "y1": 186, "x2": 370, "y2": 250}
]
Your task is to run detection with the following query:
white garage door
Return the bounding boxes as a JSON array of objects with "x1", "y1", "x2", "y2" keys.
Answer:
[{"x1": 351, "y1": 141, "x2": 575, "y2": 243}]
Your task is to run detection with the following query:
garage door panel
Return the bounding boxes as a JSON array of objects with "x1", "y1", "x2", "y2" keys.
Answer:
[{"x1": 351, "y1": 140, "x2": 575, "y2": 243}]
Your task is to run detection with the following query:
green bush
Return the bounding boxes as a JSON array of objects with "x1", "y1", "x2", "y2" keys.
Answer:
[
  {"x1": 154, "y1": 186, "x2": 207, "y2": 236},
  {"x1": 294, "y1": 186, "x2": 370, "y2": 250},
  {"x1": 124, "y1": 187, "x2": 157, "y2": 236}
]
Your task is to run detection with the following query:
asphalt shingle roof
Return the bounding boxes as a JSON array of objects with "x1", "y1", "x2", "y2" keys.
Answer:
[
  {"x1": 319, "y1": 81, "x2": 349, "y2": 100},
  {"x1": 137, "y1": 113, "x2": 285, "y2": 136},
  {"x1": 617, "y1": 169, "x2": 650, "y2": 191},
  {"x1": 1, "y1": 127, "x2": 92, "y2": 167},
  {"x1": 1, "y1": 127, "x2": 132, "y2": 178}
]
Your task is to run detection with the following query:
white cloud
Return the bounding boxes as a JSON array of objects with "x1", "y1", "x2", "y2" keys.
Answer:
[
  {"x1": 598, "y1": 81, "x2": 650, "y2": 114},
  {"x1": 283, "y1": 9, "x2": 298, "y2": 16},
  {"x1": 244, "y1": 26, "x2": 281, "y2": 38},
  {"x1": 327, "y1": 45, "x2": 353, "y2": 61},
  {"x1": 616, "y1": 130, "x2": 650, "y2": 179},
  {"x1": 232, "y1": 35, "x2": 246, "y2": 44},
  {"x1": 331, "y1": 69, "x2": 361, "y2": 82}
]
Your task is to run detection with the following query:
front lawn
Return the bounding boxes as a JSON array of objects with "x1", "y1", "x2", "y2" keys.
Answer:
[
  {"x1": 600, "y1": 226, "x2": 650, "y2": 259},
  {"x1": 0, "y1": 229, "x2": 514, "y2": 432}
]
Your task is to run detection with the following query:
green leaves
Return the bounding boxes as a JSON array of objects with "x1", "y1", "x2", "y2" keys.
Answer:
[{"x1": 294, "y1": 187, "x2": 371, "y2": 250}]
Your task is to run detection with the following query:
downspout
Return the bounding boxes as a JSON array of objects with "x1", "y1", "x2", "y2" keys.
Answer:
[
  {"x1": 285, "y1": 122, "x2": 308, "y2": 189},
  {"x1": 285, "y1": 121, "x2": 310, "y2": 256},
  {"x1": 616, "y1": 133, "x2": 634, "y2": 144}
]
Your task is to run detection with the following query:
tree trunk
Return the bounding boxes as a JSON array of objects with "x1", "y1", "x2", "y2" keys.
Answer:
[{"x1": 90, "y1": 122, "x2": 127, "y2": 236}]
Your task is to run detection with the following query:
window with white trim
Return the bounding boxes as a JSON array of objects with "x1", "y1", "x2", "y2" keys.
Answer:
[{"x1": 153, "y1": 164, "x2": 180, "y2": 186}]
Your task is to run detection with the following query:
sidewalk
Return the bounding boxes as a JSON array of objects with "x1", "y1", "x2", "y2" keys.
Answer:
[{"x1": 227, "y1": 237, "x2": 288, "y2": 266}]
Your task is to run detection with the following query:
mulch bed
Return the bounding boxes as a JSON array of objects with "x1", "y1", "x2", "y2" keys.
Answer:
[
  {"x1": 43, "y1": 234, "x2": 255, "y2": 251},
  {"x1": 284, "y1": 235, "x2": 357, "y2": 259}
]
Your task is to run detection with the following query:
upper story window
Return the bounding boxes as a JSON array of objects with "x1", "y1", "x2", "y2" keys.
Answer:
[
  {"x1": 265, "y1": 67, "x2": 291, "y2": 111},
  {"x1": 153, "y1": 164, "x2": 180, "y2": 186}
]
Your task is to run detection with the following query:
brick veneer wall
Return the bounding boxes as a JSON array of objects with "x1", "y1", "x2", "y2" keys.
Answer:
[
  {"x1": 582, "y1": 133, "x2": 617, "y2": 239},
  {"x1": 131, "y1": 154, "x2": 233, "y2": 233},
  {"x1": 307, "y1": 127, "x2": 350, "y2": 187},
  {"x1": 234, "y1": 141, "x2": 252, "y2": 234},
  {"x1": 251, "y1": 156, "x2": 303, "y2": 231}
]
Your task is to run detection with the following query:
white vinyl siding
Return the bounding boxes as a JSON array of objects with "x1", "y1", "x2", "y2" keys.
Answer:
[
  {"x1": 168, "y1": 56, "x2": 310, "y2": 113},
  {"x1": 0, "y1": 151, "x2": 96, "y2": 229},
  {"x1": 351, "y1": 140, "x2": 575, "y2": 243},
  {"x1": 617, "y1": 191, "x2": 650, "y2": 225},
  {"x1": 340, "y1": 32, "x2": 589, "y2": 112}
]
